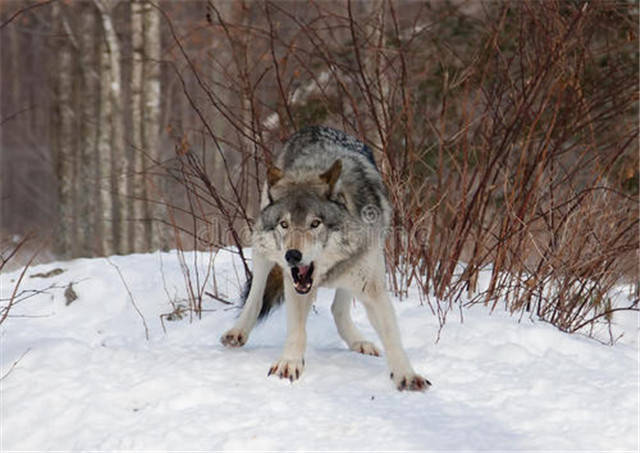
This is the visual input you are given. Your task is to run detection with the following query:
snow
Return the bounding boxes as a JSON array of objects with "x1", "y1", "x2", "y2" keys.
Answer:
[{"x1": 1, "y1": 250, "x2": 638, "y2": 451}]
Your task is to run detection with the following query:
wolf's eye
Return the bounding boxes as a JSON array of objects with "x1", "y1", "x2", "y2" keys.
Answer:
[
  {"x1": 279, "y1": 220, "x2": 289, "y2": 229},
  {"x1": 310, "y1": 219, "x2": 322, "y2": 229}
]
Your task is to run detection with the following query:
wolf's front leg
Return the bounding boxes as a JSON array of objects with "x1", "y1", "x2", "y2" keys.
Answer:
[
  {"x1": 220, "y1": 252, "x2": 273, "y2": 347},
  {"x1": 268, "y1": 282, "x2": 313, "y2": 382},
  {"x1": 356, "y1": 278, "x2": 431, "y2": 392}
]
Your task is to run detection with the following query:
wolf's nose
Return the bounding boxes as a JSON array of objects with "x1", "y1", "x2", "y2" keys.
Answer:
[{"x1": 285, "y1": 249, "x2": 302, "y2": 266}]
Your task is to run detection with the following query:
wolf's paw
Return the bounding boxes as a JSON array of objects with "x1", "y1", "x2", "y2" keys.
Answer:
[
  {"x1": 390, "y1": 371, "x2": 431, "y2": 392},
  {"x1": 267, "y1": 358, "x2": 305, "y2": 382},
  {"x1": 220, "y1": 328, "x2": 247, "y2": 348},
  {"x1": 350, "y1": 340, "x2": 381, "y2": 357}
]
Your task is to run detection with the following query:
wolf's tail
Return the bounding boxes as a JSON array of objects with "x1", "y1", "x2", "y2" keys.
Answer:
[{"x1": 240, "y1": 265, "x2": 284, "y2": 320}]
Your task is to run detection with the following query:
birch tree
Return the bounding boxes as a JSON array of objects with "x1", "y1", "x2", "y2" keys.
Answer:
[
  {"x1": 142, "y1": 0, "x2": 162, "y2": 251},
  {"x1": 130, "y1": 0, "x2": 162, "y2": 252},
  {"x1": 130, "y1": 0, "x2": 145, "y2": 252},
  {"x1": 94, "y1": 0, "x2": 127, "y2": 255}
]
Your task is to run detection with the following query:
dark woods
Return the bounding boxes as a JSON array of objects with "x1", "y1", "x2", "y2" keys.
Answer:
[{"x1": 1, "y1": 1, "x2": 637, "y2": 337}]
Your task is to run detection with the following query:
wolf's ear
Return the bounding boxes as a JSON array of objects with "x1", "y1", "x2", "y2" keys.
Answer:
[
  {"x1": 320, "y1": 159, "x2": 342, "y2": 195},
  {"x1": 267, "y1": 165, "x2": 284, "y2": 187}
]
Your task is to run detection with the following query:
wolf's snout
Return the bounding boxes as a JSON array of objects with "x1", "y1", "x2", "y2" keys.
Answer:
[{"x1": 285, "y1": 249, "x2": 302, "y2": 266}]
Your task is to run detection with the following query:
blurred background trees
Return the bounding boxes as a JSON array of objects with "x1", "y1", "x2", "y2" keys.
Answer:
[
  {"x1": 1, "y1": 0, "x2": 637, "y2": 333},
  {"x1": 2, "y1": 0, "x2": 167, "y2": 258}
]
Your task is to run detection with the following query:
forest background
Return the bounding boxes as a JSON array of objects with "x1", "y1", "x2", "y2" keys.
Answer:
[{"x1": 1, "y1": 0, "x2": 638, "y2": 336}]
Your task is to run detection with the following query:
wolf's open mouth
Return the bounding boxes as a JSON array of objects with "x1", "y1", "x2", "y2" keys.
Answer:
[{"x1": 291, "y1": 262, "x2": 314, "y2": 294}]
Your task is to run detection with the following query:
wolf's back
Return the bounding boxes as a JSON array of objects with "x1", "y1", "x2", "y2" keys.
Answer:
[{"x1": 283, "y1": 125, "x2": 378, "y2": 168}]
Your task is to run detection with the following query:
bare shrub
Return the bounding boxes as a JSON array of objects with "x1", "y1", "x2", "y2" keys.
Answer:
[
  {"x1": 158, "y1": 0, "x2": 638, "y2": 338},
  {"x1": 0, "y1": 234, "x2": 41, "y2": 325}
]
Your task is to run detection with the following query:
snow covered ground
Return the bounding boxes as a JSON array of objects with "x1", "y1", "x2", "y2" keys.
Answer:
[{"x1": 1, "y1": 250, "x2": 638, "y2": 451}]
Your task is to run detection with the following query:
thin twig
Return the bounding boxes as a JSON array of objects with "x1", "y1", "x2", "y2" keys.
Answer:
[
  {"x1": 0, "y1": 348, "x2": 32, "y2": 381},
  {"x1": 105, "y1": 257, "x2": 150, "y2": 340}
]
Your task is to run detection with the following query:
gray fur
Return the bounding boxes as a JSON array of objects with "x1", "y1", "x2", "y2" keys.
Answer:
[{"x1": 280, "y1": 125, "x2": 378, "y2": 169}]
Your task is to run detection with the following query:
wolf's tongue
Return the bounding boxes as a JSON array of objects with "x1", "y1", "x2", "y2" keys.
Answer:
[{"x1": 297, "y1": 265, "x2": 310, "y2": 278}]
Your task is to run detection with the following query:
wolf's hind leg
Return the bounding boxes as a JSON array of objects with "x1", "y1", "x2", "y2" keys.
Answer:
[
  {"x1": 221, "y1": 252, "x2": 273, "y2": 348},
  {"x1": 331, "y1": 289, "x2": 380, "y2": 357}
]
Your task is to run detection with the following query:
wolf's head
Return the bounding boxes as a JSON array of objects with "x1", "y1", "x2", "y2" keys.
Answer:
[{"x1": 253, "y1": 159, "x2": 366, "y2": 295}]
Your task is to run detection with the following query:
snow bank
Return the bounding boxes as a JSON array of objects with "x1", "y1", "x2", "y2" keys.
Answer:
[{"x1": 1, "y1": 250, "x2": 637, "y2": 450}]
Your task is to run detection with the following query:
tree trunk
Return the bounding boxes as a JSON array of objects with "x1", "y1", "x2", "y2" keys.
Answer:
[
  {"x1": 79, "y1": 3, "x2": 99, "y2": 256},
  {"x1": 51, "y1": 3, "x2": 76, "y2": 258},
  {"x1": 130, "y1": 0, "x2": 146, "y2": 252},
  {"x1": 1, "y1": 25, "x2": 22, "y2": 232},
  {"x1": 96, "y1": 8, "x2": 112, "y2": 255},
  {"x1": 142, "y1": 0, "x2": 163, "y2": 251},
  {"x1": 95, "y1": 0, "x2": 127, "y2": 255}
]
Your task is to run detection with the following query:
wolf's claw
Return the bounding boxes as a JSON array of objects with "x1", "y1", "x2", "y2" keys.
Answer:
[
  {"x1": 391, "y1": 372, "x2": 431, "y2": 392},
  {"x1": 351, "y1": 340, "x2": 381, "y2": 357},
  {"x1": 220, "y1": 328, "x2": 246, "y2": 347},
  {"x1": 268, "y1": 358, "x2": 305, "y2": 382}
]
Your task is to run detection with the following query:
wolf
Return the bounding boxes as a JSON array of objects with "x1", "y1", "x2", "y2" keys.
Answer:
[{"x1": 220, "y1": 126, "x2": 430, "y2": 391}]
